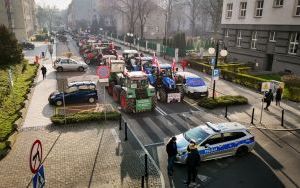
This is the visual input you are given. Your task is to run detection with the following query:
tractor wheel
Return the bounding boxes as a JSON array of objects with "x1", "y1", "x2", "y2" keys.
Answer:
[
  {"x1": 177, "y1": 85, "x2": 185, "y2": 102},
  {"x1": 107, "y1": 81, "x2": 115, "y2": 96},
  {"x1": 151, "y1": 96, "x2": 157, "y2": 111},
  {"x1": 113, "y1": 85, "x2": 122, "y2": 103},
  {"x1": 158, "y1": 88, "x2": 167, "y2": 102},
  {"x1": 120, "y1": 90, "x2": 135, "y2": 113}
]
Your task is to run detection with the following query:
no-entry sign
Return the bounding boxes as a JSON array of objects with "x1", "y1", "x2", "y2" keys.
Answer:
[
  {"x1": 96, "y1": 66, "x2": 110, "y2": 79},
  {"x1": 29, "y1": 140, "x2": 43, "y2": 174}
]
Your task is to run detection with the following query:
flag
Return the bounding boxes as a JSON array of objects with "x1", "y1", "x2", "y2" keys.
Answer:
[{"x1": 172, "y1": 58, "x2": 176, "y2": 72}]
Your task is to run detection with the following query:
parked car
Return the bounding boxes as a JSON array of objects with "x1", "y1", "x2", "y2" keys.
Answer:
[
  {"x1": 53, "y1": 58, "x2": 88, "y2": 72},
  {"x1": 48, "y1": 81, "x2": 98, "y2": 106},
  {"x1": 175, "y1": 122, "x2": 255, "y2": 164},
  {"x1": 175, "y1": 72, "x2": 208, "y2": 98},
  {"x1": 20, "y1": 42, "x2": 35, "y2": 50}
]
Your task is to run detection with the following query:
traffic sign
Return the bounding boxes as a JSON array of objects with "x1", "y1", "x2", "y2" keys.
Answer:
[
  {"x1": 32, "y1": 165, "x2": 45, "y2": 188},
  {"x1": 96, "y1": 66, "x2": 110, "y2": 79},
  {"x1": 210, "y1": 58, "x2": 215, "y2": 66},
  {"x1": 29, "y1": 140, "x2": 43, "y2": 174},
  {"x1": 212, "y1": 68, "x2": 220, "y2": 81}
]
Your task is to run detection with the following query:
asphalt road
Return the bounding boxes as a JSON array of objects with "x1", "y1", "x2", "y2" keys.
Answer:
[{"x1": 55, "y1": 36, "x2": 300, "y2": 188}]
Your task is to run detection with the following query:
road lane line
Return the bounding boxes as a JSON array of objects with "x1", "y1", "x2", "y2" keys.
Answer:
[
  {"x1": 183, "y1": 99, "x2": 202, "y2": 111},
  {"x1": 144, "y1": 142, "x2": 165, "y2": 147},
  {"x1": 155, "y1": 106, "x2": 168, "y2": 115}
]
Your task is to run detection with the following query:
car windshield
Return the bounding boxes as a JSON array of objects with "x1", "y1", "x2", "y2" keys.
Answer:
[
  {"x1": 186, "y1": 77, "x2": 205, "y2": 87},
  {"x1": 184, "y1": 127, "x2": 209, "y2": 143}
]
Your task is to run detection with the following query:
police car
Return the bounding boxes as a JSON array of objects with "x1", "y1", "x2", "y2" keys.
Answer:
[
  {"x1": 175, "y1": 122, "x2": 255, "y2": 163},
  {"x1": 174, "y1": 72, "x2": 208, "y2": 98}
]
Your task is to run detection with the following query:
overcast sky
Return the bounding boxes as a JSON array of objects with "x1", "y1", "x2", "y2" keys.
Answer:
[{"x1": 35, "y1": 0, "x2": 72, "y2": 10}]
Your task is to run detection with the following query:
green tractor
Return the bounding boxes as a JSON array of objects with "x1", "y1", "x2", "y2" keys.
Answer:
[{"x1": 112, "y1": 71, "x2": 157, "y2": 113}]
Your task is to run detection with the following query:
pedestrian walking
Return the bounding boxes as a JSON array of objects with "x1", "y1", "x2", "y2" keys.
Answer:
[
  {"x1": 184, "y1": 141, "x2": 200, "y2": 186},
  {"x1": 264, "y1": 89, "x2": 273, "y2": 111},
  {"x1": 41, "y1": 65, "x2": 47, "y2": 80},
  {"x1": 275, "y1": 86, "x2": 283, "y2": 106},
  {"x1": 166, "y1": 136, "x2": 178, "y2": 176}
]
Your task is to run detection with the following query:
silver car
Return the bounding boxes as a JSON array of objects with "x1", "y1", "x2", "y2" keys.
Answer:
[
  {"x1": 53, "y1": 58, "x2": 88, "y2": 72},
  {"x1": 175, "y1": 122, "x2": 255, "y2": 163}
]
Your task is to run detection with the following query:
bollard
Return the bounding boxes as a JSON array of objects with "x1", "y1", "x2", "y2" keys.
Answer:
[
  {"x1": 141, "y1": 176, "x2": 145, "y2": 188},
  {"x1": 124, "y1": 122, "x2": 128, "y2": 141},
  {"x1": 145, "y1": 154, "x2": 148, "y2": 178},
  {"x1": 225, "y1": 106, "x2": 228, "y2": 118},
  {"x1": 119, "y1": 115, "x2": 122, "y2": 130},
  {"x1": 281, "y1": 109, "x2": 284, "y2": 126},
  {"x1": 251, "y1": 108, "x2": 255, "y2": 125}
]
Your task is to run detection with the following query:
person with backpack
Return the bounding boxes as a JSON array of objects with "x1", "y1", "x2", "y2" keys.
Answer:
[
  {"x1": 264, "y1": 89, "x2": 273, "y2": 111},
  {"x1": 166, "y1": 136, "x2": 178, "y2": 176},
  {"x1": 184, "y1": 141, "x2": 200, "y2": 186}
]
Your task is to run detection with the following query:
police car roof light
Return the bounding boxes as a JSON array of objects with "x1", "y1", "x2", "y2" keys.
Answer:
[{"x1": 206, "y1": 122, "x2": 221, "y2": 132}]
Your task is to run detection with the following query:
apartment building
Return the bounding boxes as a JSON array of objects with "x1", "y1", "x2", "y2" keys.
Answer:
[
  {"x1": 0, "y1": 0, "x2": 36, "y2": 41},
  {"x1": 221, "y1": 0, "x2": 300, "y2": 74}
]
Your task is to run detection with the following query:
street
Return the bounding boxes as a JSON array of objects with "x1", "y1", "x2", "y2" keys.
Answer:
[{"x1": 57, "y1": 36, "x2": 300, "y2": 188}]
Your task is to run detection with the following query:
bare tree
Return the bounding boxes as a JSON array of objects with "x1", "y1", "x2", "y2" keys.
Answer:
[
  {"x1": 201, "y1": 0, "x2": 223, "y2": 38},
  {"x1": 137, "y1": 0, "x2": 154, "y2": 39},
  {"x1": 186, "y1": 0, "x2": 202, "y2": 37},
  {"x1": 114, "y1": 0, "x2": 139, "y2": 34},
  {"x1": 36, "y1": 5, "x2": 59, "y2": 32}
]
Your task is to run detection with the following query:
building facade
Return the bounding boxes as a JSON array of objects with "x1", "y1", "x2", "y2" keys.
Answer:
[
  {"x1": 0, "y1": 0, "x2": 36, "y2": 41},
  {"x1": 221, "y1": 0, "x2": 300, "y2": 74}
]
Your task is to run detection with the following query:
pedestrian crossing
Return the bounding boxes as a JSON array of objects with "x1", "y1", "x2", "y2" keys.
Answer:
[{"x1": 125, "y1": 110, "x2": 227, "y2": 146}]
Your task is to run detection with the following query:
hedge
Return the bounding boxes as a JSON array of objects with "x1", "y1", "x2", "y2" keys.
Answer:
[
  {"x1": 198, "y1": 95, "x2": 248, "y2": 109},
  {"x1": 0, "y1": 61, "x2": 38, "y2": 144},
  {"x1": 51, "y1": 111, "x2": 121, "y2": 125}
]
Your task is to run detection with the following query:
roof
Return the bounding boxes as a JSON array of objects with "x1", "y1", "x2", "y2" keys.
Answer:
[
  {"x1": 103, "y1": 55, "x2": 117, "y2": 59},
  {"x1": 135, "y1": 56, "x2": 153, "y2": 61},
  {"x1": 204, "y1": 122, "x2": 247, "y2": 133},
  {"x1": 110, "y1": 60, "x2": 125, "y2": 64},
  {"x1": 68, "y1": 81, "x2": 96, "y2": 87},
  {"x1": 126, "y1": 71, "x2": 147, "y2": 78},
  {"x1": 159, "y1": 64, "x2": 171, "y2": 69},
  {"x1": 123, "y1": 50, "x2": 138, "y2": 54}
]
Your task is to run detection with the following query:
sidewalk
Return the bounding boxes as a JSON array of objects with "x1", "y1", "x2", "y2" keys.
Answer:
[{"x1": 0, "y1": 122, "x2": 163, "y2": 187}]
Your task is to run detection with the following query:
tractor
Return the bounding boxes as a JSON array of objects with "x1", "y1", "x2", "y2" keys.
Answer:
[
  {"x1": 146, "y1": 63, "x2": 184, "y2": 103},
  {"x1": 112, "y1": 71, "x2": 157, "y2": 113},
  {"x1": 122, "y1": 50, "x2": 139, "y2": 71},
  {"x1": 106, "y1": 60, "x2": 126, "y2": 95}
]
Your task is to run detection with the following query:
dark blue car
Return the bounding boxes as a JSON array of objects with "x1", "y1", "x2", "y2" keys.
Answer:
[{"x1": 49, "y1": 82, "x2": 98, "y2": 106}]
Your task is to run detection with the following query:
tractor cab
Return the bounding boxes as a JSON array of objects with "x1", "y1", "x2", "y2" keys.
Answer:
[
  {"x1": 102, "y1": 55, "x2": 118, "y2": 65},
  {"x1": 122, "y1": 50, "x2": 139, "y2": 70},
  {"x1": 124, "y1": 71, "x2": 149, "y2": 90}
]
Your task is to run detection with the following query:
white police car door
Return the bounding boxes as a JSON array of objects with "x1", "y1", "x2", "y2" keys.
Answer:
[{"x1": 199, "y1": 133, "x2": 225, "y2": 161}]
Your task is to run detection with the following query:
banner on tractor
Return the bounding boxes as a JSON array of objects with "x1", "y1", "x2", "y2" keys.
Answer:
[
  {"x1": 167, "y1": 93, "x2": 181, "y2": 103},
  {"x1": 136, "y1": 99, "x2": 152, "y2": 112}
]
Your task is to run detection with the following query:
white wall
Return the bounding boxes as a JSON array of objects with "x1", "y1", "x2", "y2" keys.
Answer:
[{"x1": 222, "y1": 0, "x2": 300, "y2": 25}]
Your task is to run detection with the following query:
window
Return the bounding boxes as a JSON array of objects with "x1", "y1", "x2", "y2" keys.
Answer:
[
  {"x1": 295, "y1": 0, "x2": 300, "y2": 16},
  {"x1": 251, "y1": 31, "x2": 258, "y2": 49},
  {"x1": 273, "y1": 0, "x2": 283, "y2": 7},
  {"x1": 223, "y1": 132, "x2": 246, "y2": 142},
  {"x1": 225, "y1": 29, "x2": 229, "y2": 37},
  {"x1": 288, "y1": 32, "x2": 299, "y2": 55},
  {"x1": 201, "y1": 134, "x2": 223, "y2": 146},
  {"x1": 236, "y1": 30, "x2": 242, "y2": 47},
  {"x1": 226, "y1": 3, "x2": 233, "y2": 18},
  {"x1": 269, "y1": 31, "x2": 276, "y2": 42},
  {"x1": 239, "y1": 2, "x2": 247, "y2": 17},
  {"x1": 255, "y1": 0, "x2": 264, "y2": 17}
]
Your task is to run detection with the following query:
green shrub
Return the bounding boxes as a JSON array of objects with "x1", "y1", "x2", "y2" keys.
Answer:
[
  {"x1": 0, "y1": 62, "x2": 38, "y2": 140},
  {"x1": 283, "y1": 86, "x2": 300, "y2": 102},
  {"x1": 198, "y1": 95, "x2": 248, "y2": 109},
  {"x1": 282, "y1": 75, "x2": 300, "y2": 87},
  {"x1": 51, "y1": 111, "x2": 121, "y2": 125}
]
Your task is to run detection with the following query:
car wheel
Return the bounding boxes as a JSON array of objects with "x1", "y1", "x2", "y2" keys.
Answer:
[
  {"x1": 88, "y1": 97, "x2": 96, "y2": 103},
  {"x1": 236, "y1": 146, "x2": 248, "y2": 157},
  {"x1": 78, "y1": 66, "x2": 84, "y2": 72},
  {"x1": 56, "y1": 100, "x2": 63, "y2": 106},
  {"x1": 57, "y1": 67, "x2": 63, "y2": 72}
]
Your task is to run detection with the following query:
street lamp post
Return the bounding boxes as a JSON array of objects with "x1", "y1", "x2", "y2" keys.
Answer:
[
  {"x1": 99, "y1": 28, "x2": 103, "y2": 37},
  {"x1": 127, "y1": 33, "x2": 134, "y2": 49},
  {"x1": 208, "y1": 40, "x2": 228, "y2": 99}
]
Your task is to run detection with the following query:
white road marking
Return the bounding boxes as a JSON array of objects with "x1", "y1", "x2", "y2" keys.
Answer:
[
  {"x1": 197, "y1": 174, "x2": 210, "y2": 182},
  {"x1": 110, "y1": 129, "x2": 121, "y2": 144},
  {"x1": 144, "y1": 142, "x2": 165, "y2": 147},
  {"x1": 155, "y1": 106, "x2": 168, "y2": 115}
]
